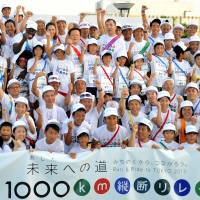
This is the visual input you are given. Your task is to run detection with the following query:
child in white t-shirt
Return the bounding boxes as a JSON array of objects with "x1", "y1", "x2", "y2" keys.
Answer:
[
  {"x1": 179, "y1": 125, "x2": 200, "y2": 150},
  {"x1": 112, "y1": 51, "x2": 129, "y2": 99},
  {"x1": 191, "y1": 51, "x2": 200, "y2": 82},
  {"x1": 69, "y1": 127, "x2": 91, "y2": 159},
  {"x1": 159, "y1": 123, "x2": 179, "y2": 150},
  {"x1": 35, "y1": 119, "x2": 64, "y2": 153},
  {"x1": 119, "y1": 88, "x2": 146, "y2": 134},
  {"x1": 92, "y1": 107, "x2": 129, "y2": 148},
  {"x1": 12, "y1": 120, "x2": 28, "y2": 151},
  {"x1": 148, "y1": 40, "x2": 172, "y2": 88},
  {"x1": 130, "y1": 118, "x2": 159, "y2": 148}
]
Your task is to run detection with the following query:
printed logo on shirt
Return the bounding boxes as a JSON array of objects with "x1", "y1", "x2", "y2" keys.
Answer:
[
  {"x1": 74, "y1": 179, "x2": 90, "y2": 196},
  {"x1": 154, "y1": 179, "x2": 170, "y2": 195},
  {"x1": 134, "y1": 177, "x2": 150, "y2": 193},
  {"x1": 115, "y1": 177, "x2": 130, "y2": 194},
  {"x1": 174, "y1": 179, "x2": 190, "y2": 196},
  {"x1": 94, "y1": 178, "x2": 110, "y2": 194}
]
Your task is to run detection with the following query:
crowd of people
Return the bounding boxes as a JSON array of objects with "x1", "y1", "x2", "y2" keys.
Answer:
[{"x1": 1, "y1": 3, "x2": 200, "y2": 158}]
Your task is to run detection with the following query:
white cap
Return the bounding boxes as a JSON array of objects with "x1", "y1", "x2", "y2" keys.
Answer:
[
  {"x1": 139, "y1": 118, "x2": 153, "y2": 131},
  {"x1": 42, "y1": 85, "x2": 55, "y2": 95},
  {"x1": 180, "y1": 100, "x2": 193, "y2": 109},
  {"x1": 1, "y1": 3, "x2": 11, "y2": 10},
  {"x1": 133, "y1": 54, "x2": 144, "y2": 62},
  {"x1": 90, "y1": 24, "x2": 98, "y2": 29},
  {"x1": 161, "y1": 20, "x2": 172, "y2": 27},
  {"x1": 106, "y1": 100, "x2": 119, "y2": 110},
  {"x1": 7, "y1": 79, "x2": 20, "y2": 88},
  {"x1": 194, "y1": 50, "x2": 200, "y2": 58},
  {"x1": 164, "y1": 32, "x2": 175, "y2": 40},
  {"x1": 87, "y1": 38, "x2": 98, "y2": 45},
  {"x1": 185, "y1": 82, "x2": 199, "y2": 92},
  {"x1": 153, "y1": 39, "x2": 164, "y2": 47},
  {"x1": 26, "y1": 20, "x2": 37, "y2": 31},
  {"x1": 15, "y1": 96, "x2": 29, "y2": 106},
  {"x1": 74, "y1": 77, "x2": 86, "y2": 84},
  {"x1": 157, "y1": 91, "x2": 170, "y2": 100},
  {"x1": 122, "y1": 24, "x2": 132, "y2": 31},
  {"x1": 116, "y1": 51, "x2": 127, "y2": 59},
  {"x1": 71, "y1": 103, "x2": 86, "y2": 114},
  {"x1": 188, "y1": 22, "x2": 198, "y2": 27},
  {"x1": 132, "y1": 24, "x2": 144, "y2": 31},
  {"x1": 80, "y1": 92, "x2": 93, "y2": 100},
  {"x1": 185, "y1": 125, "x2": 198, "y2": 134},
  {"x1": 48, "y1": 75, "x2": 61, "y2": 83},
  {"x1": 163, "y1": 123, "x2": 176, "y2": 132},
  {"x1": 189, "y1": 36, "x2": 200, "y2": 43},
  {"x1": 175, "y1": 42, "x2": 187, "y2": 51},
  {"x1": 173, "y1": 24, "x2": 184, "y2": 30},
  {"x1": 76, "y1": 127, "x2": 90, "y2": 137},
  {"x1": 162, "y1": 77, "x2": 175, "y2": 86},
  {"x1": 33, "y1": 41, "x2": 43, "y2": 48},
  {"x1": 45, "y1": 119, "x2": 60, "y2": 129},
  {"x1": 146, "y1": 86, "x2": 158, "y2": 94},
  {"x1": 12, "y1": 120, "x2": 28, "y2": 132},
  {"x1": 101, "y1": 50, "x2": 112, "y2": 58},
  {"x1": 130, "y1": 79, "x2": 143, "y2": 87},
  {"x1": 104, "y1": 88, "x2": 113, "y2": 94},
  {"x1": 104, "y1": 107, "x2": 118, "y2": 117},
  {"x1": 57, "y1": 16, "x2": 66, "y2": 23},
  {"x1": 128, "y1": 95, "x2": 141, "y2": 103},
  {"x1": 79, "y1": 22, "x2": 90, "y2": 29},
  {"x1": 54, "y1": 44, "x2": 65, "y2": 52}
]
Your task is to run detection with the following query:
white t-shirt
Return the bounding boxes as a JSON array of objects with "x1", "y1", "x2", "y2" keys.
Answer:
[
  {"x1": 83, "y1": 53, "x2": 99, "y2": 87},
  {"x1": 159, "y1": 140, "x2": 179, "y2": 150},
  {"x1": 61, "y1": 119, "x2": 92, "y2": 153},
  {"x1": 135, "y1": 139, "x2": 158, "y2": 148},
  {"x1": 150, "y1": 55, "x2": 169, "y2": 88},
  {"x1": 149, "y1": 109, "x2": 176, "y2": 142},
  {"x1": 93, "y1": 124, "x2": 129, "y2": 147},
  {"x1": 69, "y1": 143, "x2": 91, "y2": 154},
  {"x1": 98, "y1": 34, "x2": 126, "y2": 62},
  {"x1": 0, "y1": 56, "x2": 7, "y2": 86},
  {"x1": 179, "y1": 142, "x2": 200, "y2": 150},
  {"x1": 121, "y1": 110, "x2": 146, "y2": 134},
  {"x1": 66, "y1": 44, "x2": 83, "y2": 79},
  {"x1": 96, "y1": 65, "x2": 115, "y2": 92},
  {"x1": 48, "y1": 57, "x2": 75, "y2": 93},
  {"x1": 172, "y1": 59, "x2": 191, "y2": 95},
  {"x1": 130, "y1": 39, "x2": 150, "y2": 57},
  {"x1": 35, "y1": 138, "x2": 64, "y2": 153},
  {"x1": 114, "y1": 67, "x2": 130, "y2": 98}
]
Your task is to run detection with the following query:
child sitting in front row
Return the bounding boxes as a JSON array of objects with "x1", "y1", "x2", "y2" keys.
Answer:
[
  {"x1": 35, "y1": 119, "x2": 64, "y2": 153},
  {"x1": 159, "y1": 123, "x2": 179, "y2": 150},
  {"x1": 179, "y1": 125, "x2": 200, "y2": 150},
  {"x1": 69, "y1": 127, "x2": 91, "y2": 159}
]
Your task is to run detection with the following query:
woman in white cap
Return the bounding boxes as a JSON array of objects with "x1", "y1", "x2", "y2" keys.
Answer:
[
  {"x1": 179, "y1": 125, "x2": 200, "y2": 150},
  {"x1": 92, "y1": 107, "x2": 129, "y2": 148},
  {"x1": 159, "y1": 123, "x2": 179, "y2": 150},
  {"x1": 119, "y1": 88, "x2": 146, "y2": 135},
  {"x1": 149, "y1": 91, "x2": 176, "y2": 142},
  {"x1": 173, "y1": 24, "x2": 184, "y2": 47},
  {"x1": 163, "y1": 32, "x2": 176, "y2": 58},
  {"x1": 177, "y1": 100, "x2": 200, "y2": 144}
]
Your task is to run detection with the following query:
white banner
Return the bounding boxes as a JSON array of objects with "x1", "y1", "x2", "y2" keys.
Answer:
[{"x1": 0, "y1": 148, "x2": 200, "y2": 200}]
